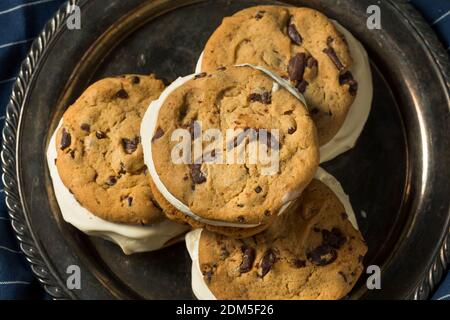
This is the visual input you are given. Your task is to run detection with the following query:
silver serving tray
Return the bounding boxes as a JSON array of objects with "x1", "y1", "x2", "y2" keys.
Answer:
[{"x1": 1, "y1": 0, "x2": 449, "y2": 299}]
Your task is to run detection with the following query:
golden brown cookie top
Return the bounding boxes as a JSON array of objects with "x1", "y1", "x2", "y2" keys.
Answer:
[
  {"x1": 198, "y1": 179, "x2": 367, "y2": 300},
  {"x1": 148, "y1": 66, "x2": 319, "y2": 228},
  {"x1": 149, "y1": 178, "x2": 271, "y2": 239},
  {"x1": 56, "y1": 74, "x2": 165, "y2": 225},
  {"x1": 201, "y1": 5, "x2": 357, "y2": 145}
]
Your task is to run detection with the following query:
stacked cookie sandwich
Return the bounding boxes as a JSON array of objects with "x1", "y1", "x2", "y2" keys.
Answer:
[
  {"x1": 47, "y1": 75, "x2": 189, "y2": 254},
  {"x1": 141, "y1": 66, "x2": 319, "y2": 238},
  {"x1": 197, "y1": 5, "x2": 373, "y2": 162},
  {"x1": 186, "y1": 168, "x2": 367, "y2": 300}
]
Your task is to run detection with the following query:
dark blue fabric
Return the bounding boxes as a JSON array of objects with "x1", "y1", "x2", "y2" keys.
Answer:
[
  {"x1": 0, "y1": 0, "x2": 449, "y2": 300},
  {"x1": 0, "y1": 0, "x2": 67, "y2": 300}
]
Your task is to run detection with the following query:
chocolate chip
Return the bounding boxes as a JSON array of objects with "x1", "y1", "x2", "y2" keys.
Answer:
[
  {"x1": 227, "y1": 129, "x2": 255, "y2": 150},
  {"x1": 106, "y1": 176, "x2": 117, "y2": 186},
  {"x1": 338, "y1": 72, "x2": 352, "y2": 84},
  {"x1": 307, "y1": 244, "x2": 337, "y2": 266},
  {"x1": 96, "y1": 131, "x2": 106, "y2": 139},
  {"x1": 264, "y1": 131, "x2": 280, "y2": 151},
  {"x1": 178, "y1": 101, "x2": 189, "y2": 122},
  {"x1": 255, "y1": 186, "x2": 262, "y2": 193},
  {"x1": 69, "y1": 150, "x2": 75, "y2": 158},
  {"x1": 297, "y1": 80, "x2": 309, "y2": 93},
  {"x1": 306, "y1": 56, "x2": 318, "y2": 69},
  {"x1": 201, "y1": 264, "x2": 214, "y2": 283},
  {"x1": 249, "y1": 91, "x2": 271, "y2": 104},
  {"x1": 220, "y1": 245, "x2": 230, "y2": 260},
  {"x1": 122, "y1": 137, "x2": 140, "y2": 154},
  {"x1": 339, "y1": 71, "x2": 358, "y2": 96},
  {"x1": 261, "y1": 91, "x2": 271, "y2": 104},
  {"x1": 116, "y1": 89, "x2": 129, "y2": 99},
  {"x1": 327, "y1": 36, "x2": 334, "y2": 46},
  {"x1": 288, "y1": 127, "x2": 296, "y2": 134},
  {"x1": 216, "y1": 66, "x2": 227, "y2": 71},
  {"x1": 80, "y1": 123, "x2": 90, "y2": 132},
  {"x1": 341, "y1": 212, "x2": 348, "y2": 220},
  {"x1": 60, "y1": 128, "x2": 71, "y2": 150},
  {"x1": 239, "y1": 247, "x2": 256, "y2": 273},
  {"x1": 293, "y1": 259, "x2": 306, "y2": 268},
  {"x1": 194, "y1": 72, "x2": 207, "y2": 79},
  {"x1": 311, "y1": 108, "x2": 320, "y2": 115},
  {"x1": 127, "y1": 197, "x2": 133, "y2": 206},
  {"x1": 248, "y1": 93, "x2": 260, "y2": 103},
  {"x1": 348, "y1": 82, "x2": 358, "y2": 96},
  {"x1": 237, "y1": 215, "x2": 245, "y2": 222},
  {"x1": 187, "y1": 120, "x2": 202, "y2": 140},
  {"x1": 258, "y1": 249, "x2": 276, "y2": 277},
  {"x1": 131, "y1": 76, "x2": 140, "y2": 84},
  {"x1": 323, "y1": 47, "x2": 345, "y2": 71},
  {"x1": 190, "y1": 164, "x2": 206, "y2": 185},
  {"x1": 255, "y1": 10, "x2": 265, "y2": 20},
  {"x1": 152, "y1": 127, "x2": 165, "y2": 143},
  {"x1": 322, "y1": 227, "x2": 347, "y2": 249},
  {"x1": 264, "y1": 210, "x2": 271, "y2": 217},
  {"x1": 118, "y1": 162, "x2": 126, "y2": 175},
  {"x1": 288, "y1": 53, "x2": 306, "y2": 81},
  {"x1": 288, "y1": 23, "x2": 302, "y2": 45}
]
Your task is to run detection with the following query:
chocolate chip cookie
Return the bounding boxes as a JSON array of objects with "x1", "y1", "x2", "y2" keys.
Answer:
[
  {"x1": 200, "y1": 5, "x2": 358, "y2": 145},
  {"x1": 197, "y1": 178, "x2": 367, "y2": 299},
  {"x1": 144, "y1": 66, "x2": 319, "y2": 236},
  {"x1": 55, "y1": 74, "x2": 166, "y2": 225}
]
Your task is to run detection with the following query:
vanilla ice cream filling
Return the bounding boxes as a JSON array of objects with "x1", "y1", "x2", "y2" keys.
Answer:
[
  {"x1": 47, "y1": 121, "x2": 189, "y2": 255},
  {"x1": 141, "y1": 66, "x2": 312, "y2": 229},
  {"x1": 185, "y1": 167, "x2": 360, "y2": 300},
  {"x1": 196, "y1": 20, "x2": 373, "y2": 163}
]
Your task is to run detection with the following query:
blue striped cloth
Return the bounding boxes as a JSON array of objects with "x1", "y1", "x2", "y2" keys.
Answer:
[{"x1": 0, "y1": 0, "x2": 449, "y2": 300}]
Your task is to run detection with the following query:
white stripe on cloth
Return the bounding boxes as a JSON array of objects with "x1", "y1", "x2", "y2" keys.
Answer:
[
  {"x1": 0, "y1": 281, "x2": 30, "y2": 285},
  {"x1": 437, "y1": 293, "x2": 450, "y2": 300},
  {"x1": 0, "y1": 77, "x2": 16, "y2": 84},
  {"x1": 0, "y1": 0, "x2": 58, "y2": 16},
  {"x1": 0, "y1": 245, "x2": 21, "y2": 254},
  {"x1": 432, "y1": 10, "x2": 450, "y2": 25},
  {"x1": 0, "y1": 38, "x2": 33, "y2": 49}
]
